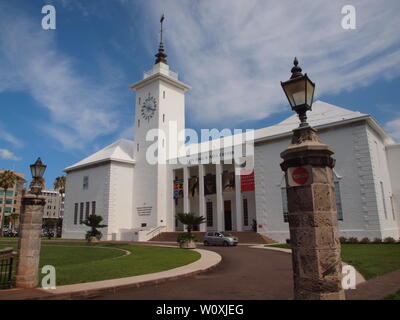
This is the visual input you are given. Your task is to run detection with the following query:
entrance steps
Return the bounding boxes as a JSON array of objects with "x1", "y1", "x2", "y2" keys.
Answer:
[{"x1": 149, "y1": 231, "x2": 276, "y2": 244}]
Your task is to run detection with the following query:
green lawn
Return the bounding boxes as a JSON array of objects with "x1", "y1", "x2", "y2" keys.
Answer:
[
  {"x1": 384, "y1": 290, "x2": 400, "y2": 300},
  {"x1": 0, "y1": 240, "x2": 200, "y2": 286},
  {"x1": 270, "y1": 243, "x2": 400, "y2": 280}
]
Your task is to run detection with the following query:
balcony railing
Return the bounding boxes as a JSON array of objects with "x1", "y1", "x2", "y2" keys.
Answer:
[{"x1": 144, "y1": 69, "x2": 178, "y2": 80}]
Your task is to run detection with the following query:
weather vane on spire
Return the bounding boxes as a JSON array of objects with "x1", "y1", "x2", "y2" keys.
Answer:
[{"x1": 155, "y1": 14, "x2": 168, "y2": 65}]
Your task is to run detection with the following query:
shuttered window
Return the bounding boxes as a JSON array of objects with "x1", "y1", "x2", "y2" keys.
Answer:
[
  {"x1": 281, "y1": 187, "x2": 288, "y2": 223},
  {"x1": 206, "y1": 202, "x2": 213, "y2": 227}
]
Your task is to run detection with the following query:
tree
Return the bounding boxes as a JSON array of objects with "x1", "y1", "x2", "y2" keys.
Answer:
[
  {"x1": 30, "y1": 177, "x2": 46, "y2": 190},
  {"x1": 0, "y1": 170, "x2": 17, "y2": 235},
  {"x1": 53, "y1": 176, "x2": 66, "y2": 194},
  {"x1": 82, "y1": 214, "x2": 107, "y2": 242},
  {"x1": 175, "y1": 213, "x2": 206, "y2": 235},
  {"x1": 10, "y1": 213, "x2": 20, "y2": 232}
]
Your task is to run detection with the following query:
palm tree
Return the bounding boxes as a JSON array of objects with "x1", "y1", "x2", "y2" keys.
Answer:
[
  {"x1": 10, "y1": 213, "x2": 20, "y2": 232},
  {"x1": 30, "y1": 177, "x2": 46, "y2": 190},
  {"x1": 0, "y1": 170, "x2": 17, "y2": 235},
  {"x1": 53, "y1": 176, "x2": 66, "y2": 194},
  {"x1": 175, "y1": 213, "x2": 206, "y2": 235},
  {"x1": 82, "y1": 214, "x2": 107, "y2": 242}
]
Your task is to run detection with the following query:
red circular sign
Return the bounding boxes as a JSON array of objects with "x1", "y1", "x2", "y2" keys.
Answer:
[{"x1": 292, "y1": 167, "x2": 309, "y2": 185}]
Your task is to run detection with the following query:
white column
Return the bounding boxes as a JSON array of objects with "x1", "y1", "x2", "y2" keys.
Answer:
[
  {"x1": 198, "y1": 165, "x2": 206, "y2": 232},
  {"x1": 183, "y1": 166, "x2": 190, "y2": 213},
  {"x1": 216, "y1": 164, "x2": 224, "y2": 231},
  {"x1": 183, "y1": 167, "x2": 190, "y2": 231},
  {"x1": 235, "y1": 169, "x2": 243, "y2": 231}
]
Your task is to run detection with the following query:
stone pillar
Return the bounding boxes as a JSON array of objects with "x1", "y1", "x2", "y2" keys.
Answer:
[
  {"x1": 215, "y1": 164, "x2": 224, "y2": 231},
  {"x1": 235, "y1": 167, "x2": 243, "y2": 231},
  {"x1": 198, "y1": 165, "x2": 206, "y2": 232},
  {"x1": 280, "y1": 126, "x2": 344, "y2": 300},
  {"x1": 15, "y1": 193, "x2": 46, "y2": 288}
]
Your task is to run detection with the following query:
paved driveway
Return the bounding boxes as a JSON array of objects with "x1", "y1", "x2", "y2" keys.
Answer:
[{"x1": 91, "y1": 245, "x2": 294, "y2": 300}]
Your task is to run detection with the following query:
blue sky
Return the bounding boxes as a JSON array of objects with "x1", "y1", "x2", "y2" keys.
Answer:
[{"x1": 0, "y1": 0, "x2": 400, "y2": 188}]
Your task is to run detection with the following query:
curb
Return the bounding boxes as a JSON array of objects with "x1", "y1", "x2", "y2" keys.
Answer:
[
  {"x1": 250, "y1": 244, "x2": 366, "y2": 285},
  {"x1": 17, "y1": 248, "x2": 221, "y2": 300}
]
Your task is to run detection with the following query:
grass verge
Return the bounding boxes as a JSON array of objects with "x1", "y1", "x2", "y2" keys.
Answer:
[
  {"x1": 269, "y1": 243, "x2": 400, "y2": 280},
  {"x1": 0, "y1": 240, "x2": 200, "y2": 286}
]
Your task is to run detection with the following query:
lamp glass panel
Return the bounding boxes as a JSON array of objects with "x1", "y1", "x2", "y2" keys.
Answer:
[
  {"x1": 306, "y1": 79, "x2": 315, "y2": 107},
  {"x1": 284, "y1": 79, "x2": 306, "y2": 107}
]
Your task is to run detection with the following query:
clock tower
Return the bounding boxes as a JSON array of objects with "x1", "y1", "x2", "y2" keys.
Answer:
[{"x1": 129, "y1": 16, "x2": 191, "y2": 231}]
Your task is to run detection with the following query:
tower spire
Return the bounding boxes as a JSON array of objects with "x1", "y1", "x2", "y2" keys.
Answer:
[{"x1": 155, "y1": 14, "x2": 168, "y2": 65}]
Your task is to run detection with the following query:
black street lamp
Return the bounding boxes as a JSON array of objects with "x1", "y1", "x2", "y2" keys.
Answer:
[
  {"x1": 281, "y1": 57, "x2": 315, "y2": 127},
  {"x1": 30, "y1": 157, "x2": 46, "y2": 195}
]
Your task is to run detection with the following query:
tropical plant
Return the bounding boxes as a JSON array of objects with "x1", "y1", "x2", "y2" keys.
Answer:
[
  {"x1": 177, "y1": 233, "x2": 197, "y2": 244},
  {"x1": 30, "y1": 177, "x2": 46, "y2": 190},
  {"x1": 10, "y1": 213, "x2": 20, "y2": 232},
  {"x1": 82, "y1": 214, "x2": 107, "y2": 242},
  {"x1": 53, "y1": 176, "x2": 66, "y2": 194},
  {"x1": 383, "y1": 237, "x2": 396, "y2": 244},
  {"x1": 0, "y1": 170, "x2": 17, "y2": 235},
  {"x1": 175, "y1": 213, "x2": 206, "y2": 235}
]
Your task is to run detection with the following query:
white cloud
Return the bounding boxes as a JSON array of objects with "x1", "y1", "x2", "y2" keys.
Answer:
[
  {"x1": 0, "y1": 6, "x2": 123, "y2": 150},
  {"x1": 0, "y1": 149, "x2": 21, "y2": 161},
  {"x1": 386, "y1": 118, "x2": 400, "y2": 141},
  {"x1": 0, "y1": 126, "x2": 23, "y2": 148},
  {"x1": 128, "y1": 0, "x2": 400, "y2": 128}
]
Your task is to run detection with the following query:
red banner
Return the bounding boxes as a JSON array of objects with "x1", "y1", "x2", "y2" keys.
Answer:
[{"x1": 241, "y1": 170, "x2": 255, "y2": 192}]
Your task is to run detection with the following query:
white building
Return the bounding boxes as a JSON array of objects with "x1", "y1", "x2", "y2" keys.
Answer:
[{"x1": 62, "y1": 36, "x2": 400, "y2": 243}]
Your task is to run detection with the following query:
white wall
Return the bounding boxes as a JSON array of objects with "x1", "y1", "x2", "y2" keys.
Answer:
[
  {"x1": 254, "y1": 121, "x2": 397, "y2": 242},
  {"x1": 386, "y1": 144, "x2": 400, "y2": 237},
  {"x1": 107, "y1": 162, "x2": 134, "y2": 241},
  {"x1": 62, "y1": 163, "x2": 112, "y2": 240},
  {"x1": 367, "y1": 126, "x2": 399, "y2": 239}
]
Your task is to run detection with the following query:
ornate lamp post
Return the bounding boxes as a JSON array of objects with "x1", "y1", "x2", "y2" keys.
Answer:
[
  {"x1": 281, "y1": 57, "x2": 315, "y2": 127},
  {"x1": 30, "y1": 157, "x2": 47, "y2": 195},
  {"x1": 280, "y1": 58, "x2": 344, "y2": 300},
  {"x1": 15, "y1": 158, "x2": 47, "y2": 288}
]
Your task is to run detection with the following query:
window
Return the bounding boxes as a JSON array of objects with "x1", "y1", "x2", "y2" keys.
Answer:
[
  {"x1": 281, "y1": 187, "x2": 288, "y2": 223},
  {"x1": 380, "y1": 181, "x2": 388, "y2": 219},
  {"x1": 138, "y1": 97, "x2": 141, "y2": 104},
  {"x1": 163, "y1": 114, "x2": 165, "y2": 123},
  {"x1": 83, "y1": 176, "x2": 89, "y2": 190},
  {"x1": 137, "y1": 143, "x2": 139, "y2": 152},
  {"x1": 390, "y1": 196, "x2": 396, "y2": 220},
  {"x1": 334, "y1": 181, "x2": 343, "y2": 221},
  {"x1": 206, "y1": 202, "x2": 213, "y2": 227},
  {"x1": 163, "y1": 91, "x2": 165, "y2": 99},
  {"x1": 243, "y1": 199, "x2": 249, "y2": 226},
  {"x1": 74, "y1": 203, "x2": 78, "y2": 225},
  {"x1": 79, "y1": 202, "x2": 84, "y2": 224},
  {"x1": 85, "y1": 202, "x2": 90, "y2": 219},
  {"x1": 91, "y1": 201, "x2": 96, "y2": 215},
  {"x1": 138, "y1": 119, "x2": 140, "y2": 128}
]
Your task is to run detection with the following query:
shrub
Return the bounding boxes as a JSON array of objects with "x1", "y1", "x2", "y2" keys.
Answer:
[
  {"x1": 360, "y1": 237, "x2": 370, "y2": 244},
  {"x1": 177, "y1": 233, "x2": 197, "y2": 244},
  {"x1": 339, "y1": 237, "x2": 347, "y2": 244},
  {"x1": 348, "y1": 237, "x2": 359, "y2": 244},
  {"x1": 383, "y1": 237, "x2": 396, "y2": 244},
  {"x1": 373, "y1": 238, "x2": 382, "y2": 244}
]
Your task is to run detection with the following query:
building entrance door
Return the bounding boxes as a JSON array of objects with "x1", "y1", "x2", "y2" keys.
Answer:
[{"x1": 224, "y1": 200, "x2": 232, "y2": 231}]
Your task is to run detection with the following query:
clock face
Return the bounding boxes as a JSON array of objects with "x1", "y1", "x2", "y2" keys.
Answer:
[{"x1": 141, "y1": 94, "x2": 157, "y2": 121}]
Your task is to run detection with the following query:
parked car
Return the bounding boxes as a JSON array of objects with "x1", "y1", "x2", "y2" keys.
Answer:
[{"x1": 203, "y1": 232, "x2": 238, "y2": 247}]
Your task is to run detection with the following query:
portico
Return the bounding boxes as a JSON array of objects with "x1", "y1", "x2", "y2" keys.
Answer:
[{"x1": 172, "y1": 159, "x2": 256, "y2": 233}]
